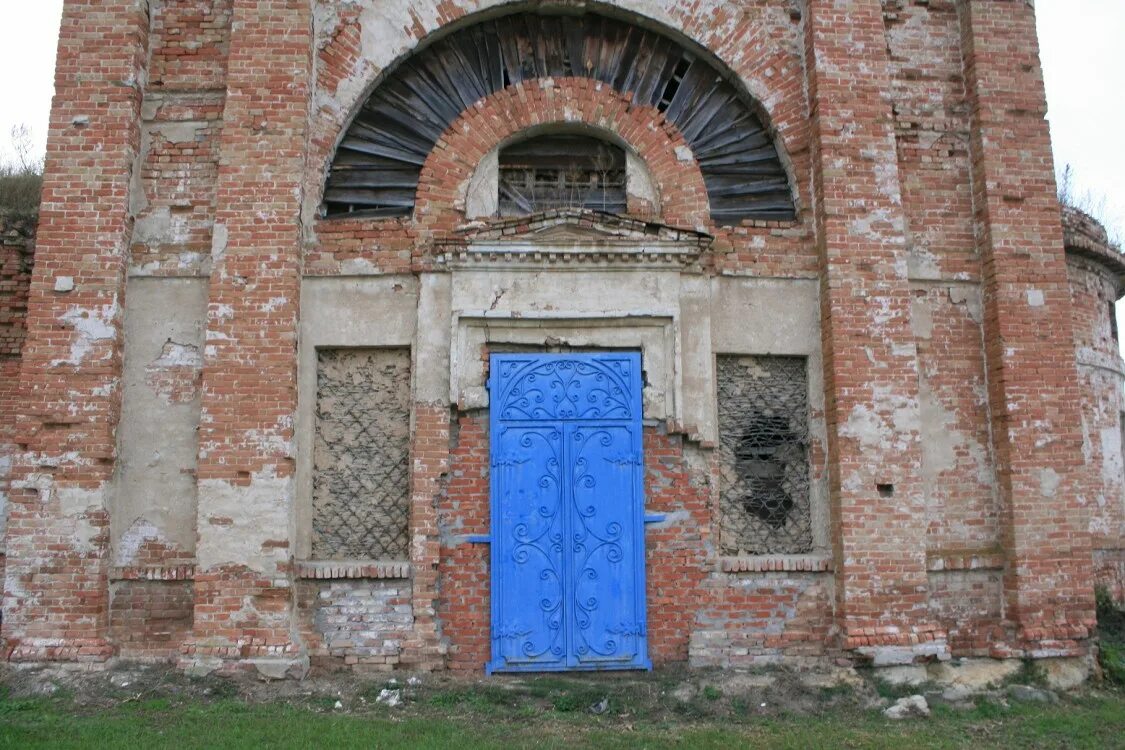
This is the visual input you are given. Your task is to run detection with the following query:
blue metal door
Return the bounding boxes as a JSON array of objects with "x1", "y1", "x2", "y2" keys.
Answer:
[{"x1": 487, "y1": 353, "x2": 650, "y2": 673}]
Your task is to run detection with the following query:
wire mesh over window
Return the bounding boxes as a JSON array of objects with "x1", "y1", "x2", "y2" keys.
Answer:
[
  {"x1": 313, "y1": 349, "x2": 411, "y2": 560},
  {"x1": 498, "y1": 134, "x2": 627, "y2": 215},
  {"x1": 716, "y1": 355, "x2": 812, "y2": 555}
]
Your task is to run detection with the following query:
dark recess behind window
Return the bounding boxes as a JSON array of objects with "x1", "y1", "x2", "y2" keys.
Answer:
[{"x1": 498, "y1": 134, "x2": 627, "y2": 215}]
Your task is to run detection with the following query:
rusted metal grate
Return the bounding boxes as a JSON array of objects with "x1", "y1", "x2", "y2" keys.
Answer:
[
  {"x1": 716, "y1": 355, "x2": 812, "y2": 555},
  {"x1": 312, "y1": 349, "x2": 412, "y2": 561},
  {"x1": 324, "y1": 10, "x2": 795, "y2": 225}
]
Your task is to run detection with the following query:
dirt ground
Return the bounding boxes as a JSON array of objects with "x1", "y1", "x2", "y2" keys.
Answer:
[{"x1": 0, "y1": 659, "x2": 1076, "y2": 721}]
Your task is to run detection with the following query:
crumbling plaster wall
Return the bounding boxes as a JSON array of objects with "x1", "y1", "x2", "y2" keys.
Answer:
[
  {"x1": 296, "y1": 276, "x2": 419, "y2": 561},
  {"x1": 10, "y1": 0, "x2": 1109, "y2": 674},
  {"x1": 112, "y1": 278, "x2": 207, "y2": 568},
  {"x1": 1067, "y1": 253, "x2": 1125, "y2": 602}
]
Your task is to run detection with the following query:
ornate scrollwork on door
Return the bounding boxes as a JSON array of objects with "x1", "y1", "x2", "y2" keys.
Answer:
[
  {"x1": 489, "y1": 353, "x2": 650, "y2": 673},
  {"x1": 495, "y1": 357, "x2": 635, "y2": 421}
]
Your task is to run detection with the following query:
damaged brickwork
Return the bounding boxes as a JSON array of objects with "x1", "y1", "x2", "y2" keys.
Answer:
[
  {"x1": 0, "y1": 213, "x2": 35, "y2": 589},
  {"x1": 0, "y1": 0, "x2": 1120, "y2": 682}
]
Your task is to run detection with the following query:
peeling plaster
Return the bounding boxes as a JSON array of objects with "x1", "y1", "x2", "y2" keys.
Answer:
[
  {"x1": 0, "y1": 452, "x2": 10, "y2": 545},
  {"x1": 948, "y1": 287, "x2": 983, "y2": 324},
  {"x1": 53, "y1": 298, "x2": 120, "y2": 366},
  {"x1": 908, "y1": 247, "x2": 941, "y2": 279},
  {"x1": 210, "y1": 222, "x2": 228, "y2": 262},
  {"x1": 150, "y1": 340, "x2": 203, "y2": 369},
  {"x1": 1040, "y1": 468, "x2": 1061, "y2": 498},
  {"x1": 1102, "y1": 427, "x2": 1124, "y2": 488},
  {"x1": 910, "y1": 296, "x2": 933, "y2": 340},
  {"x1": 115, "y1": 517, "x2": 165, "y2": 565},
  {"x1": 13, "y1": 474, "x2": 106, "y2": 553},
  {"x1": 841, "y1": 404, "x2": 892, "y2": 450},
  {"x1": 197, "y1": 468, "x2": 294, "y2": 574},
  {"x1": 849, "y1": 208, "x2": 903, "y2": 243}
]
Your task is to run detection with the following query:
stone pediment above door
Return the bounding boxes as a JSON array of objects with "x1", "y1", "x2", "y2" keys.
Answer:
[{"x1": 434, "y1": 209, "x2": 712, "y2": 270}]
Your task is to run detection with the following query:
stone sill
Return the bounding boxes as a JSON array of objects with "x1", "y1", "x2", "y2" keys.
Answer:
[
  {"x1": 295, "y1": 560, "x2": 412, "y2": 580},
  {"x1": 110, "y1": 565, "x2": 196, "y2": 581},
  {"x1": 719, "y1": 555, "x2": 832, "y2": 573},
  {"x1": 926, "y1": 551, "x2": 1005, "y2": 573}
]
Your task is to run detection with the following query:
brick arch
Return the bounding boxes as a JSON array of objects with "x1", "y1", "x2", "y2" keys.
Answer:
[
  {"x1": 308, "y1": 3, "x2": 811, "y2": 229},
  {"x1": 414, "y1": 79, "x2": 711, "y2": 231},
  {"x1": 316, "y1": 6, "x2": 800, "y2": 225}
]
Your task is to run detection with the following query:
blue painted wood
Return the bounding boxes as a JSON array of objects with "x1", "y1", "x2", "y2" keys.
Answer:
[
  {"x1": 487, "y1": 353, "x2": 650, "y2": 673},
  {"x1": 466, "y1": 535, "x2": 491, "y2": 544},
  {"x1": 644, "y1": 514, "x2": 667, "y2": 524}
]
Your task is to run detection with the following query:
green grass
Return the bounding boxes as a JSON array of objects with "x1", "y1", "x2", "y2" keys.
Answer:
[{"x1": 1, "y1": 689, "x2": 1122, "y2": 749}]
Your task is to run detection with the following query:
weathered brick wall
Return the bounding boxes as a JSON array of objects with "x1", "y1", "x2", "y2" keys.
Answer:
[
  {"x1": 0, "y1": 213, "x2": 36, "y2": 592},
  {"x1": 804, "y1": 0, "x2": 939, "y2": 660},
  {"x1": 7, "y1": 0, "x2": 1113, "y2": 674},
  {"x1": 0, "y1": 214, "x2": 34, "y2": 362},
  {"x1": 131, "y1": 0, "x2": 230, "y2": 277},
  {"x1": 883, "y1": 2, "x2": 1001, "y2": 582},
  {"x1": 436, "y1": 413, "x2": 490, "y2": 672},
  {"x1": 435, "y1": 412, "x2": 832, "y2": 672},
  {"x1": 183, "y1": 0, "x2": 313, "y2": 673},
  {"x1": 109, "y1": 579, "x2": 194, "y2": 661},
  {"x1": 296, "y1": 578, "x2": 414, "y2": 672},
  {"x1": 927, "y1": 569, "x2": 1004, "y2": 657},
  {"x1": 1064, "y1": 207, "x2": 1125, "y2": 604},
  {"x1": 3, "y1": 0, "x2": 150, "y2": 664},
  {"x1": 961, "y1": 0, "x2": 1097, "y2": 656}
]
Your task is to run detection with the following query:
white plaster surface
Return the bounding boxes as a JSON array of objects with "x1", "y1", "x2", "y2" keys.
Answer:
[{"x1": 112, "y1": 278, "x2": 207, "y2": 560}]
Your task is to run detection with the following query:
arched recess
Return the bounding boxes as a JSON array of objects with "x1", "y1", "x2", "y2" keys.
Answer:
[{"x1": 322, "y1": 7, "x2": 796, "y2": 225}]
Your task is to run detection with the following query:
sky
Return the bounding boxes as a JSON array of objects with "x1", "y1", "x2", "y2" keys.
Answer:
[{"x1": 0, "y1": 0, "x2": 1121, "y2": 238}]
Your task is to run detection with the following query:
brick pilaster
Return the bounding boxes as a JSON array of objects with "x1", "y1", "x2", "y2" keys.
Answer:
[
  {"x1": 803, "y1": 0, "x2": 944, "y2": 662},
  {"x1": 958, "y1": 0, "x2": 1095, "y2": 656},
  {"x1": 183, "y1": 0, "x2": 312, "y2": 673},
  {"x1": 2, "y1": 0, "x2": 150, "y2": 663}
]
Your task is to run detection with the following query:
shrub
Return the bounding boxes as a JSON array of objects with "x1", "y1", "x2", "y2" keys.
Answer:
[
  {"x1": 0, "y1": 124, "x2": 43, "y2": 215},
  {"x1": 1096, "y1": 586, "x2": 1125, "y2": 686}
]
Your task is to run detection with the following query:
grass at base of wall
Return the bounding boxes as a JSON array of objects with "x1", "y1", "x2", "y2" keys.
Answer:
[{"x1": 1, "y1": 687, "x2": 1122, "y2": 750}]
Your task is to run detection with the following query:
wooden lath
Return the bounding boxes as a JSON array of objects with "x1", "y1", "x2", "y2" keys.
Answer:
[{"x1": 324, "y1": 11, "x2": 796, "y2": 225}]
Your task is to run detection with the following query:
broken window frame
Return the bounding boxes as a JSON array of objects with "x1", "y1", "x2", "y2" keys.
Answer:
[{"x1": 497, "y1": 133, "x2": 628, "y2": 216}]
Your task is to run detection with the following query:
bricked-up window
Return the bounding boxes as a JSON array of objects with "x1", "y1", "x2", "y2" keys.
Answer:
[
  {"x1": 498, "y1": 134, "x2": 626, "y2": 216},
  {"x1": 717, "y1": 356, "x2": 812, "y2": 555},
  {"x1": 313, "y1": 349, "x2": 411, "y2": 560}
]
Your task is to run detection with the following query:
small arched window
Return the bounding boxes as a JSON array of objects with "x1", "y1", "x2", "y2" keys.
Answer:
[{"x1": 498, "y1": 134, "x2": 626, "y2": 216}]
